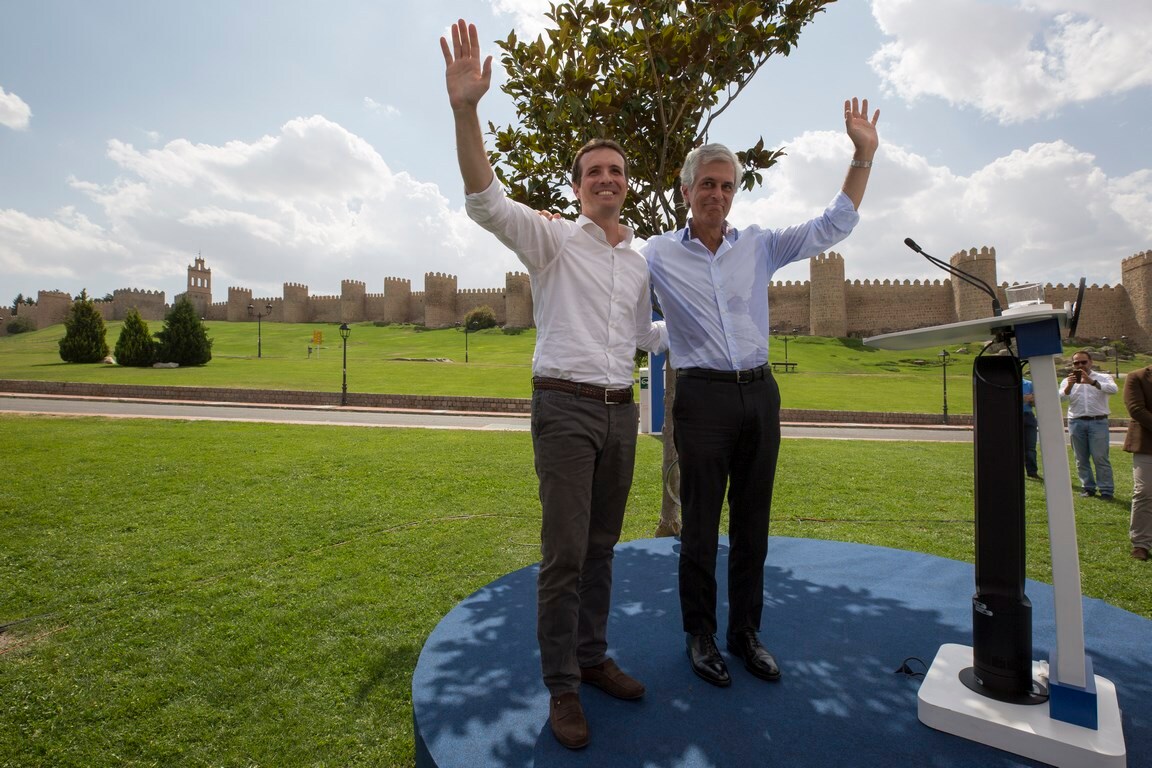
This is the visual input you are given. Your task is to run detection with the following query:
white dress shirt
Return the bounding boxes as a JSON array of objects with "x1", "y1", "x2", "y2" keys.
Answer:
[
  {"x1": 1062, "y1": 371, "x2": 1118, "y2": 418},
  {"x1": 465, "y1": 178, "x2": 666, "y2": 388},
  {"x1": 644, "y1": 192, "x2": 859, "y2": 370}
]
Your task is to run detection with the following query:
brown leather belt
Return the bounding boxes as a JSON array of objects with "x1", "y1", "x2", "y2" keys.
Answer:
[
  {"x1": 677, "y1": 364, "x2": 768, "y2": 384},
  {"x1": 532, "y1": 377, "x2": 634, "y2": 404}
]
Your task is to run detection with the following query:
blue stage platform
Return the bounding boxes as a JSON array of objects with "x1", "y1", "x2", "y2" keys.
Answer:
[{"x1": 413, "y1": 537, "x2": 1151, "y2": 767}]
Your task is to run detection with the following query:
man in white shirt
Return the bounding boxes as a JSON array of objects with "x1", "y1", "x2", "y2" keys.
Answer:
[
  {"x1": 441, "y1": 19, "x2": 666, "y2": 750},
  {"x1": 644, "y1": 100, "x2": 879, "y2": 688},
  {"x1": 1061, "y1": 350, "x2": 1118, "y2": 498}
]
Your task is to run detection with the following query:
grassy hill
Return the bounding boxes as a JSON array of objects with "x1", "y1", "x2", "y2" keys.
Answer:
[{"x1": 0, "y1": 320, "x2": 1141, "y2": 414}]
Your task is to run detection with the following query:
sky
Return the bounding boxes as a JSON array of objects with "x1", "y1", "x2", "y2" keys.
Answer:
[{"x1": 1, "y1": 0, "x2": 1151, "y2": 306}]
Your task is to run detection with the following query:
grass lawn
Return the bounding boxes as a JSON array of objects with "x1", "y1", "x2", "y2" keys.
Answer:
[
  {"x1": 2, "y1": 415, "x2": 1149, "y2": 767},
  {"x1": 2, "y1": 321, "x2": 1145, "y2": 413}
]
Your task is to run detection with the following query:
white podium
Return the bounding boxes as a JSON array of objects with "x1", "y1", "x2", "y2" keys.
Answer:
[{"x1": 866, "y1": 307, "x2": 1126, "y2": 767}]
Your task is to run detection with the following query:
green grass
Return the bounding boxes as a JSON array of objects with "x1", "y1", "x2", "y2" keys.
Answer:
[
  {"x1": 1, "y1": 322, "x2": 1144, "y2": 413},
  {"x1": 2, "y1": 415, "x2": 1149, "y2": 767}
]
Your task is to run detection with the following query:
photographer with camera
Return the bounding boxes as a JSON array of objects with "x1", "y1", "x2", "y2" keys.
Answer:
[{"x1": 1062, "y1": 350, "x2": 1117, "y2": 499}]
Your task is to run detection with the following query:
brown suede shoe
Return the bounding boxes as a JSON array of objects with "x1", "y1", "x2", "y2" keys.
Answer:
[
  {"x1": 549, "y1": 692, "x2": 589, "y2": 749},
  {"x1": 1133, "y1": 547, "x2": 1149, "y2": 561},
  {"x1": 580, "y1": 657, "x2": 646, "y2": 700}
]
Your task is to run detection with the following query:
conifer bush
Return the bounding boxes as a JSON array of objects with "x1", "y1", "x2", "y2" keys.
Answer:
[
  {"x1": 113, "y1": 308, "x2": 156, "y2": 367},
  {"x1": 155, "y1": 297, "x2": 213, "y2": 366},
  {"x1": 58, "y1": 290, "x2": 110, "y2": 363}
]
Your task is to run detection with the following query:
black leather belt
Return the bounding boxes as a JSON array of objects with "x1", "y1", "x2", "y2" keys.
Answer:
[
  {"x1": 677, "y1": 364, "x2": 768, "y2": 384},
  {"x1": 532, "y1": 377, "x2": 634, "y2": 404},
  {"x1": 1073, "y1": 415, "x2": 1109, "y2": 421}
]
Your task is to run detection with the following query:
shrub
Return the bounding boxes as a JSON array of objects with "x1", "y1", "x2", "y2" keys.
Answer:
[
  {"x1": 464, "y1": 305, "x2": 497, "y2": 331},
  {"x1": 5, "y1": 315, "x2": 36, "y2": 334},
  {"x1": 58, "y1": 290, "x2": 110, "y2": 363},
  {"x1": 155, "y1": 297, "x2": 213, "y2": 366},
  {"x1": 114, "y1": 308, "x2": 156, "y2": 367}
]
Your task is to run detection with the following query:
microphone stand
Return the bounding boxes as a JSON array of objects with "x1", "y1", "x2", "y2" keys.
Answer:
[{"x1": 905, "y1": 238, "x2": 1003, "y2": 316}]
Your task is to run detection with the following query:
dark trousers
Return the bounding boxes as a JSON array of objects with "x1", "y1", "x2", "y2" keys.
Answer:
[
  {"x1": 531, "y1": 389, "x2": 638, "y2": 695},
  {"x1": 1023, "y1": 411, "x2": 1039, "y2": 475},
  {"x1": 673, "y1": 373, "x2": 781, "y2": 638}
]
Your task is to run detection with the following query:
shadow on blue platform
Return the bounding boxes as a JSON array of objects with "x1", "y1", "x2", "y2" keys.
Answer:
[{"x1": 411, "y1": 537, "x2": 1152, "y2": 767}]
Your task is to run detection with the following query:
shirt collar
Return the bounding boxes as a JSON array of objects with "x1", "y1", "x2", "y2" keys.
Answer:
[
  {"x1": 576, "y1": 214, "x2": 635, "y2": 246},
  {"x1": 682, "y1": 218, "x2": 737, "y2": 244}
]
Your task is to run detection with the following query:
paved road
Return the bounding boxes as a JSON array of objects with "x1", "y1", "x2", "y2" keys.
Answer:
[{"x1": 0, "y1": 394, "x2": 1126, "y2": 444}]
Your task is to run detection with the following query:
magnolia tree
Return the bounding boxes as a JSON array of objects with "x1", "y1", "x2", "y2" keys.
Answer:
[{"x1": 489, "y1": 0, "x2": 837, "y2": 533}]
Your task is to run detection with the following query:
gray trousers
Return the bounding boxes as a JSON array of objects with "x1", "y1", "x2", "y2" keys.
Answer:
[
  {"x1": 1132, "y1": 453, "x2": 1152, "y2": 552},
  {"x1": 531, "y1": 389, "x2": 638, "y2": 695}
]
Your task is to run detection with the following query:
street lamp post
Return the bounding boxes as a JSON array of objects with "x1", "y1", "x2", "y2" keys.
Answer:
[
  {"x1": 339, "y1": 323, "x2": 351, "y2": 406},
  {"x1": 461, "y1": 319, "x2": 479, "y2": 362},
  {"x1": 939, "y1": 349, "x2": 950, "y2": 424},
  {"x1": 777, "y1": 327, "x2": 799, "y2": 365},
  {"x1": 248, "y1": 302, "x2": 273, "y2": 358}
]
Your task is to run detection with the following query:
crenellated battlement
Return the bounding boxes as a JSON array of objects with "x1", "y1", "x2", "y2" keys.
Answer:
[
  {"x1": 811, "y1": 251, "x2": 844, "y2": 265},
  {"x1": 114, "y1": 288, "x2": 164, "y2": 297},
  {"x1": 952, "y1": 246, "x2": 997, "y2": 265},
  {"x1": 1123, "y1": 251, "x2": 1152, "y2": 269}
]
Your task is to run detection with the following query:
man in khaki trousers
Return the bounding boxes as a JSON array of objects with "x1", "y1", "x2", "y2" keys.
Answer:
[{"x1": 1122, "y1": 366, "x2": 1152, "y2": 561}]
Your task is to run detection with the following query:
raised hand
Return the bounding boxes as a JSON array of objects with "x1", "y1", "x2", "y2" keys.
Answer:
[
  {"x1": 844, "y1": 97, "x2": 880, "y2": 156},
  {"x1": 441, "y1": 19, "x2": 493, "y2": 112}
]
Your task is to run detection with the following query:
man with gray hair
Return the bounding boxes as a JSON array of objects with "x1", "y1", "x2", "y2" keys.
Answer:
[{"x1": 644, "y1": 99, "x2": 879, "y2": 687}]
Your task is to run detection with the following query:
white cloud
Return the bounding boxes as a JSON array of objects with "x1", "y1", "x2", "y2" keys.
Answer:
[
  {"x1": 45, "y1": 115, "x2": 522, "y2": 297},
  {"x1": 363, "y1": 97, "x2": 400, "y2": 117},
  {"x1": 5, "y1": 112, "x2": 1146, "y2": 306},
  {"x1": 731, "y1": 131, "x2": 1150, "y2": 289},
  {"x1": 869, "y1": 0, "x2": 1152, "y2": 122},
  {"x1": 0, "y1": 84, "x2": 32, "y2": 130},
  {"x1": 487, "y1": 0, "x2": 555, "y2": 38}
]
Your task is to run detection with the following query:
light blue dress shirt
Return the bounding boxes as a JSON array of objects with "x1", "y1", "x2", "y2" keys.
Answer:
[{"x1": 644, "y1": 192, "x2": 859, "y2": 370}]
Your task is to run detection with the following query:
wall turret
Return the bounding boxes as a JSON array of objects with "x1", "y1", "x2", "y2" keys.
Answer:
[
  {"x1": 282, "y1": 282, "x2": 310, "y2": 323},
  {"x1": 423, "y1": 272, "x2": 458, "y2": 328},
  {"x1": 505, "y1": 271, "x2": 533, "y2": 328},
  {"x1": 341, "y1": 280, "x2": 367, "y2": 323},
  {"x1": 950, "y1": 247, "x2": 998, "y2": 321},
  {"x1": 1123, "y1": 251, "x2": 1152, "y2": 340},
  {"x1": 809, "y1": 252, "x2": 847, "y2": 337}
]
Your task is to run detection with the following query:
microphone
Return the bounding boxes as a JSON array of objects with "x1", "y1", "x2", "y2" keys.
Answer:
[{"x1": 905, "y1": 238, "x2": 1003, "y2": 316}]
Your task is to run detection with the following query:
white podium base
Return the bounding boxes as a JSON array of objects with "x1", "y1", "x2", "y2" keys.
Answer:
[{"x1": 917, "y1": 644, "x2": 1126, "y2": 767}]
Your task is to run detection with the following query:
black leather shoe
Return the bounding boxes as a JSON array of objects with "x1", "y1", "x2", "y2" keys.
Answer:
[
  {"x1": 686, "y1": 633, "x2": 730, "y2": 687},
  {"x1": 726, "y1": 630, "x2": 781, "y2": 682}
]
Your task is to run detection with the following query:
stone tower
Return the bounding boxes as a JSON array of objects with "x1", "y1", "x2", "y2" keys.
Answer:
[
  {"x1": 809, "y1": 252, "x2": 847, "y2": 337},
  {"x1": 383, "y1": 277, "x2": 412, "y2": 324},
  {"x1": 424, "y1": 272, "x2": 458, "y2": 329},
  {"x1": 341, "y1": 280, "x2": 367, "y2": 323},
  {"x1": 1122, "y1": 251, "x2": 1152, "y2": 336},
  {"x1": 950, "y1": 247, "x2": 999, "y2": 322},
  {"x1": 185, "y1": 255, "x2": 212, "y2": 318},
  {"x1": 505, "y1": 271, "x2": 533, "y2": 328},
  {"x1": 282, "y1": 283, "x2": 310, "y2": 323},
  {"x1": 227, "y1": 287, "x2": 253, "y2": 322}
]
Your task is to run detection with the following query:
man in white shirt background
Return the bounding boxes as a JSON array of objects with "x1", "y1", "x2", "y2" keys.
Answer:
[{"x1": 1062, "y1": 350, "x2": 1118, "y2": 499}]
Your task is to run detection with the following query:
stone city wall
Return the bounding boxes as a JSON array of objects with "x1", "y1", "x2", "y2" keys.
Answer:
[{"x1": 7, "y1": 248, "x2": 1152, "y2": 349}]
